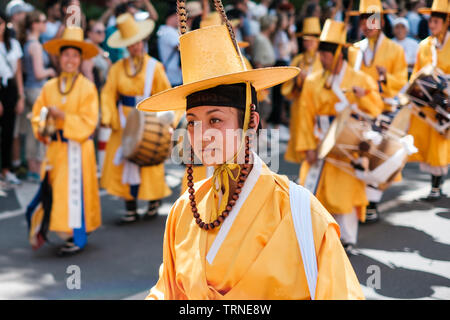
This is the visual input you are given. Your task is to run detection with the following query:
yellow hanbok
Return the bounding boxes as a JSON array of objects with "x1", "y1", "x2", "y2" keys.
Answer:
[
  {"x1": 408, "y1": 32, "x2": 450, "y2": 168},
  {"x1": 296, "y1": 63, "x2": 384, "y2": 220},
  {"x1": 100, "y1": 55, "x2": 172, "y2": 200}
]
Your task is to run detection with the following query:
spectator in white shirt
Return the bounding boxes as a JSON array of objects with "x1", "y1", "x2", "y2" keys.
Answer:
[{"x1": 392, "y1": 17, "x2": 419, "y2": 75}]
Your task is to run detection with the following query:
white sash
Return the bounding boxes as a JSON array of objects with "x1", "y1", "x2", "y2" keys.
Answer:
[
  {"x1": 354, "y1": 33, "x2": 384, "y2": 71},
  {"x1": 289, "y1": 181, "x2": 318, "y2": 300},
  {"x1": 68, "y1": 140, "x2": 82, "y2": 229}
]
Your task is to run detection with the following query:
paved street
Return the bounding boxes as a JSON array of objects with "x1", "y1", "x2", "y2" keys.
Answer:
[{"x1": 0, "y1": 139, "x2": 449, "y2": 300}]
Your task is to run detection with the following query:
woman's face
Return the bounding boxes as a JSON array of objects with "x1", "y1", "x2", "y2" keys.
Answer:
[
  {"x1": 429, "y1": 16, "x2": 445, "y2": 37},
  {"x1": 127, "y1": 40, "x2": 144, "y2": 57},
  {"x1": 36, "y1": 14, "x2": 47, "y2": 34},
  {"x1": 89, "y1": 22, "x2": 106, "y2": 44},
  {"x1": 303, "y1": 38, "x2": 319, "y2": 52},
  {"x1": 186, "y1": 106, "x2": 244, "y2": 166},
  {"x1": 59, "y1": 47, "x2": 82, "y2": 73}
]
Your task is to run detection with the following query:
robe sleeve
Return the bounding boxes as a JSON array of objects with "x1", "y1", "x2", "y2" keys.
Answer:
[
  {"x1": 295, "y1": 77, "x2": 318, "y2": 153},
  {"x1": 353, "y1": 73, "x2": 384, "y2": 118},
  {"x1": 146, "y1": 200, "x2": 187, "y2": 300},
  {"x1": 381, "y1": 45, "x2": 408, "y2": 98},
  {"x1": 63, "y1": 80, "x2": 99, "y2": 142},
  {"x1": 315, "y1": 223, "x2": 365, "y2": 300},
  {"x1": 30, "y1": 82, "x2": 48, "y2": 141},
  {"x1": 100, "y1": 62, "x2": 120, "y2": 130}
]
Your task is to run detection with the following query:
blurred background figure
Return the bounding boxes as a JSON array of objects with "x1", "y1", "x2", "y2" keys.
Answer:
[
  {"x1": 5, "y1": 0, "x2": 33, "y2": 36},
  {"x1": 39, "y1": 0, "x2": 62, "y2": 44},
  {"x1": 0, "y1": 9, "x2": 24, "y2": 185},
  {"x1": 18, "y1": 9, "x2": 56, "y2": 183},
  {"x1": 392, "y1": 16, "x2": 419, "y2": 76}
]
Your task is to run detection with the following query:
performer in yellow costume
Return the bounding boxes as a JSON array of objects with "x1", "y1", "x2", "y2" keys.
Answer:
[
  {"x1": 100, "y1": 13, "x2": 172, "y2": 223},
  {"x1": 137, "y1": 1, "x2": 364, "y2": 300},
  {"x1": 282, "y1": 17, "x2": 323, "y2": 165},
  {"x1": 348, "y1": 0, "x2": 408, "y2": 222},
  {"x1": 26, "y1": 26, "x2": 101, "y2": 256},
  {"x1": 296, "y1": 19, "x2": 384, "y2": 253},
  {"x1": 408, "y1": 0, "x2": 449, "y2": 201}
]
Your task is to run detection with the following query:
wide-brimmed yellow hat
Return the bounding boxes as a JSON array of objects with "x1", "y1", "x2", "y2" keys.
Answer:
[
  {"x1": 137, "y1": 24, "x2": 299, "y2": 112},
  {"x1": 295, "y1": 17, "x2": 321, "y2": 39},
  {"x1": 319, "y1": 19, "x2": 350, "y2": 46},
  {"x1": 418, "y1": 0, "x2": 450, "y2": 15},
  {"x1": 107, "y1": 13, "x2": 155, "y2": 48},
  {"x1": 43, "y1": 26, "x2": 98, "y2": 59},
  {"x1": 348, "y1": 0, "x2": 397, "y2": 16}
]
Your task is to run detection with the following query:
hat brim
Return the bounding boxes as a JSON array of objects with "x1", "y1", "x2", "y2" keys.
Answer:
[
  {"x1": 348, "y1": 9, "x2": 397, "y2": 16},
  {"x1": 107, "y1": 19, "x2": 155, "y2": 48},
  {"x1": 137, "y1": 66, "x2": 300, "y2": 112},
  {"x1": 43, "y1": 39, "x2": 99, "y2": 59},
  {"x1": 296, "y1": 33, "x2": 321, "y2": 39},
  {"x1": 417, "y1": 7, "x2": 449, "y2": 14}
]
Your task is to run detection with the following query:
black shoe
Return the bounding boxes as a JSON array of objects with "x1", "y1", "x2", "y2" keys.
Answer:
[
  {"x1": 57, "y1": 240, "x2": 83, "y2": 257},
  {"x1": 143, "y1": 200, "x2": 161, "y2": 220},
  {"x1": 364, "y1": 208, "x2": 380, "y2": 224},
  {"x1": 117, "y1": 212, "x2": 140, "y2": 225},
  {"x1": 422, "y1": 189, "x2": 445, "y2": 202}
]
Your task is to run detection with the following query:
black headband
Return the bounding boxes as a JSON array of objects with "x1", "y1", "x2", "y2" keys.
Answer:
[
  {"x1": 318, "y1": 41, "x2": 339, "y2": 53},
  {"x1": 430, "y1": 12, "x2": 448, "y2": 21},
  {"x1": 186, "y1": 83, "x2": 258, "y2": 111},
  {"x1": 60, "y1": 45, "x2": 82, "y2": 55}
]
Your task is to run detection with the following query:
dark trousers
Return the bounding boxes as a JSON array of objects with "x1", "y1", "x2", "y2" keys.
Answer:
[
  {"x1": 268, "y1": 60, "x2": 289, "y2": 126},
  {"x1": 0, "y1": 79, "x2": 18, "y2": 171}
]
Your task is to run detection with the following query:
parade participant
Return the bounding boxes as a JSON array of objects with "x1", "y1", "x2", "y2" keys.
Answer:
[
  {"x1": 296, "y1": 19, "x2": 384, "y2": 253},
  {"x1": 408, "y1": 0, "x2": 449, "y2": 201},
  {"x1": 139, "y1": 1, "x2": 364, "y2": 300},
  {"x1": 282, "y1": 16, "x2": 323, "y2": 165},
  {"x1": 26, "y1": 26, "x2": 101, "y2": 256},
  {"x1": 100, "y1": 13, "x2": 172, "y2": 224},
  {"x1": 348, "y1": 0, "x2": 408, "y2": 222}
]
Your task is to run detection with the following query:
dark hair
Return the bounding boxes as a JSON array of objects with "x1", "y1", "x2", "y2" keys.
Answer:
[
  {"x1": 45, "y1": 0, "x2": 60, "y2": 11},
  {"x1": 60, "y1": 45, "x2": 82, "y2": 55},
  {"x1": 18, "y1": 10, "x2": 44, "y2": 46},
  {"x1": 431, "y1": 12, "x2": 448, "y2": 21},
  {"x1": 114, "y1": 3, "x2": 130, "y2": 17},
  {"x1": 0, "y1": 10, "x2": 12, "y2": 52}
]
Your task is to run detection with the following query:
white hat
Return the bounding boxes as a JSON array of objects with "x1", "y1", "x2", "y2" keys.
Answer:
[
  {"x1": 393, "y1": 17, "x2": 410, "y2": 31},
  {"x1": 6, "y1": 0, "x2": 33, "y2": 17}
]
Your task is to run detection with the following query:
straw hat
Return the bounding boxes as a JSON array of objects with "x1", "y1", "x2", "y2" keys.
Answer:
[
  {"x1": 295, "y1": 17, "x2": 321, "y2": 39},
  {"x1": 137, "y1": 24, "x2": 299, "y2": 112},
  {"x1": 43, "y1": 26, "x2": 98, "y2": 59},
  {"x1": 348, "y1": 0, "x2": 397, "y2": 16},
  {"x1": 319, "y1": 19, "x2": 350, "y2": 47},
  {"x1": 418, "y1": 0, "x2": 450, "y2": 15},
  {"x1": 107, "y1": 13, "x2": 155, "y2": 48}
]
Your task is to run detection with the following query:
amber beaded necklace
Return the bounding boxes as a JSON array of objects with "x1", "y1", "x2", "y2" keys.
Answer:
[
  {"x1": 124, "y1": 55, "x2": 144, "y2": 78},
  {"x1": 186, "y1": 104, "x2": 257, "y2": 231}
]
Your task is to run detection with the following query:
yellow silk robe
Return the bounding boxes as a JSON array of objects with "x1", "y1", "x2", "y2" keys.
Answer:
[
  {"x1": 282, "y1": 52, "x2": 323, "y2": 163},
  {"x1": 147, "y1": 160, "x2": 364, "y2": 300},
  {"x1": 408, "y1": 33, "x2": 450, "y2": 167},
  {"x1": 100, "y1": 55, "x2": 172, "y2": 200},
  {"x1": 349, "y1": 34, "x2": 408, "y2": 111},
  {"x1": 31, "y1": 75, "x2": 101, "y2": 233},
  {"x1": 296, "y1": 64, "x2": 384, "y2": 220}
]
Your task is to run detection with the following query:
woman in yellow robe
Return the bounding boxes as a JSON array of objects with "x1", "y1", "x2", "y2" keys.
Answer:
[
  {"x1": 407, "y1": 1, "x2": 449, "y2": 200},
  {"x1": 136, "y1": 6, "x2": 363, "y2": 299},
  {"x1": 100, "y1": 13, "x2": 172, "y2": 223},
  {"x1": 282, "y1": 17, "x2": 323, "y2": 164},
  {"x1": 27, "y1": 26, "x2": 101, "y2": 256},
  {"x1": 296, "y1": 20, "x2": 384, "y2": 252}
]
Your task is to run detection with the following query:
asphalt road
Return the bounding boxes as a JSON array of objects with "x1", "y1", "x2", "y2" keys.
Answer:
[{"x1": 0, "y1": 142, "x2": 449, "y2": 300}]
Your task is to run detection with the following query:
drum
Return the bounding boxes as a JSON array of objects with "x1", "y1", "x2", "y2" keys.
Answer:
[
  {"x1": 404, "y1": 65, "x2": 450, "y2": 137},
  {"x1": 122, "y1": 108, "x2": 173, "y2": 166},
  {"x1": 318, "y1": 108, "x2": 415, "y2": 187}
]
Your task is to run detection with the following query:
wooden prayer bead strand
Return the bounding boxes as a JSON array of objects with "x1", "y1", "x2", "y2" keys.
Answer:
[{"x1": 187, "y1": 136, "x2": 251, "y2": 231}]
